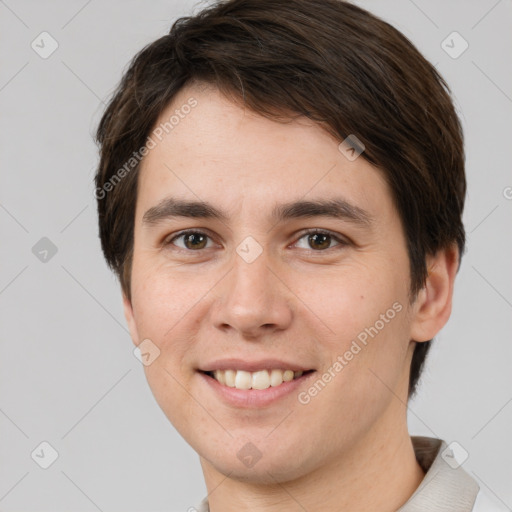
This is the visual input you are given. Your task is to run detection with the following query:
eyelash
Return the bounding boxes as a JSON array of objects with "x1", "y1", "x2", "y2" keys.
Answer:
[{"x1": 164, "y1": 228, "x2": 349, "y2": 253}]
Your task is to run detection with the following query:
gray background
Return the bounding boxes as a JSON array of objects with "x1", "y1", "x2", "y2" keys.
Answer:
[{"x1": 1, "y1": 0, "x2": 511, "y2": 510}]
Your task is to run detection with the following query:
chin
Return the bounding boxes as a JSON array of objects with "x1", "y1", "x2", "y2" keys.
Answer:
[{"x1": 199, "y1": 439, "x2": 320, "y2": 485}]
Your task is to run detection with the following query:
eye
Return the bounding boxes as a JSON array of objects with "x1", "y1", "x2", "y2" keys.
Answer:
[
  {"x1": 164, "y1": 228, "x2": 348, "y2": 252},
  {"x1": 165, "y1": 230, "x2": 214, "y2": 250},
  {"x1": 294, "y1": 229, "x2": 347, "y2": 251}
]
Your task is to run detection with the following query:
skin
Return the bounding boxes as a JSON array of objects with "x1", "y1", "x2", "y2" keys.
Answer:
[{"x1": 123, "y1": 82, "x2": 459, "y2": 512}]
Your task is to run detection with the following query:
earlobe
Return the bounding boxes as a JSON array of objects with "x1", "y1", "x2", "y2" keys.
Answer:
[
  {"x1": 410, "y1": 245, "x2": 459, "y2": 343},
  {"x1": 123, "y1": 292, "x2": 140, "y2": 347}
]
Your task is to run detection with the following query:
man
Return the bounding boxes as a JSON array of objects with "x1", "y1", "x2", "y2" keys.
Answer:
[{"x1": 94, "y1": 0, "x2": 506, "y2": 510}]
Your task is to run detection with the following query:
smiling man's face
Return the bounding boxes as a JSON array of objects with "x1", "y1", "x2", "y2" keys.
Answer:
[{"x1": 123, "y1": 82, "x2": 432, "y2": 483}]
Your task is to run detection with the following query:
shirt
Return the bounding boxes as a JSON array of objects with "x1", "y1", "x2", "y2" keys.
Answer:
[{"x1": 195, "y1": 436, "x2": 508, "y2": 511}]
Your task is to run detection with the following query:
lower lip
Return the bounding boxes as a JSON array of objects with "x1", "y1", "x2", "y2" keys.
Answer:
[{"x1": 199, "y1": 371, "x2": 316, "y2": 408}]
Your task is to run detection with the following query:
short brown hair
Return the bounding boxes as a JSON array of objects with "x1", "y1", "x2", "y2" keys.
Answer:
[{"x1": 95, "y1": 0, "x2": 466, "y2": 398}]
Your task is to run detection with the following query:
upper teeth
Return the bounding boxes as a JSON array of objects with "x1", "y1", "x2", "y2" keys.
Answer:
[{"x1": 212, "y1": 369, "x2": 304, "y2": 390}]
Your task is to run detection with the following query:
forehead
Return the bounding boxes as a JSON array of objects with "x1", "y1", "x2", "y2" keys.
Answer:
[{"x1": 136, "y1": 83, "x2": 395, "y2": 225}]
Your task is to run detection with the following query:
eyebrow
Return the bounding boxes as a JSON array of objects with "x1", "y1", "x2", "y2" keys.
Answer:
[{"x1": 142, "y1": 197, "x2": 374, "y2": 228}]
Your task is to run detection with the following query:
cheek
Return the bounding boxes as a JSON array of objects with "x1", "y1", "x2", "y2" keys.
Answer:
[
  {"x1": 130, "y1": 258, "x2": 201, "y2": 340},
  {"x1": 305, "y1": 262, "x2": 411, "y2": 399},
  {"x1": 304, "y1": 258, "x2": 408, "y2": 339},
  {"x1": 128, "y1": 268, "x2": 201, "y2": 414},
  {"x1": 130, "y1": 266, "x2": 205, "y2": 429},
  {"x1": 298, "y1": 304, "x2": 410, "y2": 448}
]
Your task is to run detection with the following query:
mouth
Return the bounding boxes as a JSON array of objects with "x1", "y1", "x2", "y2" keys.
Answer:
[
  {"x1": 200, "y1": 368, "x2": 316, "y2": 390},
  {"x1": 197, "y1": 358, "x2": 317, "y2": 407}
]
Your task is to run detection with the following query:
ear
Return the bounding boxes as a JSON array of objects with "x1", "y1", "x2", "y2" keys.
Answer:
[
  {"x1": 409, "y1": 244, "x2": 460, "y2": 343},
  {"x1": 123, "y1": 292, "x2": 140, "y2": 347}
]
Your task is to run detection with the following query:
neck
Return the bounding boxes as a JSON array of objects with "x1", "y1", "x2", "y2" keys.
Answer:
[{"x1": 201, "y1": 417, "x2": 425, "y2": 512}]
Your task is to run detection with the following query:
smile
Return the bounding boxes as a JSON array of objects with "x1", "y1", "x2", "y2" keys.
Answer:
[{"x1": 205, "y1": 369, "x2": 311, "y2": 390}]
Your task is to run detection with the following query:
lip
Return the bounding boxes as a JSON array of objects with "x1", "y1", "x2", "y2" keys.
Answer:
[
  {"x1": 198, "y1": 369, "x2": 316, "y2": 408},
  {"x1": 198, "y1": 358, "x2": 313, "y2": 373}
]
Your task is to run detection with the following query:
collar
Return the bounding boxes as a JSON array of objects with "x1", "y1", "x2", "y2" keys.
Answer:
[
  {"x1": 197, "y1": 436, "x2": 480, "y2": 511},
  {"x1": 398, "y1": 436, "x2": 479, "y2": 511}
]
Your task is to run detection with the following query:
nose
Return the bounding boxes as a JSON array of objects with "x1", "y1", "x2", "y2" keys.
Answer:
[{"x1": 211, "y1": 248, "x2": 294, "y2": 339}]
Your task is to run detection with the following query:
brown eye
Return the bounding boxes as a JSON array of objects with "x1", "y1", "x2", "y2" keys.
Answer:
[
  {"x1": 294, "y1": 229, "x2": 346, "y2": 251},
  {"x1": 308, "y1": 232, "x2": 331, "y2": 250},
  {"x1": 167, "y1": 231, "x2": 212, "y2": 250},
  {"x1": 183, "y1": 232, "x2": 208, "y2": 250}
]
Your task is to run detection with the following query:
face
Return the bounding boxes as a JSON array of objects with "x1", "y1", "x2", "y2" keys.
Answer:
[{"x1": 124, "y1": 82, "x2": 426, "y2": 483}]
